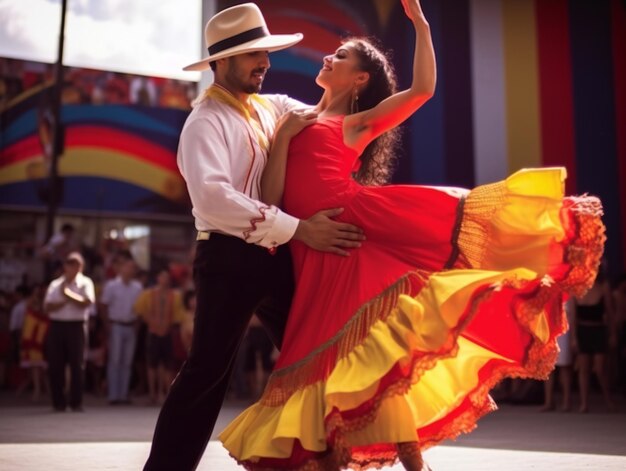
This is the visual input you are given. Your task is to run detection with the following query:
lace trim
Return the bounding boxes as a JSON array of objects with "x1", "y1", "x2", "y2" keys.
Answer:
[
  {"x1": 560, "y1": 195, "x2": 606, "y2": 297},
  {"x1": 444, "y1": 195, "x2": 466, "y2": 269},
  {"x1": 455, "y1": 180, "x2": 507, "y2": 268}
]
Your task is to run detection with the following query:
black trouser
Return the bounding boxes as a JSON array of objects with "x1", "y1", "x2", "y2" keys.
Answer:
[
  {"x1": 144, "y1": 233, "x2": 294, "y2": 471},
  {"x1": 47, "y1": 320, "x2": 86, "y2": 410}
]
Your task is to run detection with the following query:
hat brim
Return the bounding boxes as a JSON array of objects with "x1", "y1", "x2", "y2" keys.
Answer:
[{"x1": 183, "y1": 33, "x2": 303, "y2": 72}]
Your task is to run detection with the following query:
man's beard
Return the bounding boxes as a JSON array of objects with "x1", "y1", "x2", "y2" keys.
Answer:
[
  {"x1": 242, "y1": 82, "x2": 261, "y2": 94},
  {"x1": 227, "y1": 66, "x2": 264, "y2": 94}
]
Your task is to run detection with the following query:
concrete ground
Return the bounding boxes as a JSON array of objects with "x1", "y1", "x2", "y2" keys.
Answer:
[{"x1": 1, "y1": 392, "x2": 625, "y2": 470}]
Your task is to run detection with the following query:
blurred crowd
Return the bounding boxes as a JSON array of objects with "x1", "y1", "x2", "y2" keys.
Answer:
[
  {"x1": 0, "y1": 223, "x2": 276, "y2": 411},
  {"x1": 0, "y1": 222, "x2": 624, "y2": 412},
  {"x1": 1, "y1": 57, "x2": 196, "y2": 109}
]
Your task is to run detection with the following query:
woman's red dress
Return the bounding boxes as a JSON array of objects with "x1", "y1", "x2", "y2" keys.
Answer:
[{"x1": 220, "y1": 115, "x2": 605, "y2": 470}]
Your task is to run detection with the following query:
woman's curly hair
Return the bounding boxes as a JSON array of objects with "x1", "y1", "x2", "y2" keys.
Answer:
[{"x1": 345, "y1": 37, "x2": 401, "y2": 186}]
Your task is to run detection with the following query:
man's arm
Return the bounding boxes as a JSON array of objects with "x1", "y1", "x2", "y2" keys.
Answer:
[
  {"x1": 179, "y1": 116, "x2": 299, "y2": 249},
  {"x1": 44, "y1": 280, "x2": 67, "y2": 313}
]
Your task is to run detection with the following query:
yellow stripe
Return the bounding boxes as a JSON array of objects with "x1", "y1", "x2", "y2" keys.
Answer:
[
  {"x1": 0, "y1": 149, "x2": 186, "y2": 201},
  {"x1": 502, "y1": 0, "x2": 542, "y2": 172}
]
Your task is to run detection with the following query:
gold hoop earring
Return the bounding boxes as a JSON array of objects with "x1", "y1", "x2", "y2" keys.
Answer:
[{"x1": 350, "y1": 87, "x2": 359, "y2": 114}]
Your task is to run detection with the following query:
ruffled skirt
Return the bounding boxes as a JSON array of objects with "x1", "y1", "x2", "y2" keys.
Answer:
[{"x1": 220, "y1": 167, "x2": 605, "y2": 470}]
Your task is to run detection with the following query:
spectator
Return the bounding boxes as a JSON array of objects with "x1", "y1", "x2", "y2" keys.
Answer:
[
  {"x1": 0, "y1": 290, "x2": 11, "y2": 388},
  {"x1": 44, "y1": 251, "x2": 95, "y2": 412},
  {"x1": 572, "y1": 267, "x2": 616, "y2": 412},
  {"x1": 85, "y1": 314, "x2": 107, "y2": 396},
  {"x1": 613, "y1": 274, "x2": 626, "y2": 395},
  {"x1": 134, "y1": 269, "x2": 184, "y2": 405},
  {"x1": 40, "y1": 223, "x2": 80, "y2": 277},
  {"x1": 18, "y1": 284, "x2": 49, "y2": 402},
  {"x1": 9, "y1": 285, "x2": 30, "y2": 369},
  {"x1": 100, "y1": 258, "x2": 143, "y2": 405}
]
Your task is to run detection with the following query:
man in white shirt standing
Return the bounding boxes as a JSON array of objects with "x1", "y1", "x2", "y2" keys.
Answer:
[
  {"x1": 143, "y1": 4, "x2": 364, "y2": 470},
  {"x1": 44, "y1": 251, "x2": 95, "y2": 412},
  {"x1": 100, "y1": 258, "x2": 143, "y2": 405}
]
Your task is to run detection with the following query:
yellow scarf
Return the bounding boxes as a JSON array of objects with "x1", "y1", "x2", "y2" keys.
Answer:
[{"x1": 204, "y1": 84, "x2": 274, "y2": 152}]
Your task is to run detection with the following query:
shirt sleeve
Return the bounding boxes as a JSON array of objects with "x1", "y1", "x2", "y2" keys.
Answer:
[
  {"x1": 44, "y1": 279, "x2": 64, "y2": 305},
  {"x1": 178, "y1": 115, "x2": 299, "y2": 249},
  {"x1": 100, "y1": 281, "x2": 112, "y2": 305},
  {"x1": 265, "y1": 94, "x2": 310, "y2": 116},
  {"x1": 9, "y1": 303, "x2": 26, "y2": 331},
  {"x1": 172, "y1": 291, "x2": 185, "y2": 324},
  {"x1": 134, "y1": 291, "x2": 148, "y2": 319},
  {"x1": 84, "y1": 277, "x2": 96, "y2": 304}
]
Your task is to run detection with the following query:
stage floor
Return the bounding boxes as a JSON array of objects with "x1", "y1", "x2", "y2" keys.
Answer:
[{"x1": 1, "y1": 393, "x2": 625, "y2": 470}]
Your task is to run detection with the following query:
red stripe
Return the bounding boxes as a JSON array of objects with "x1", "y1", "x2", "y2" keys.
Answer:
[
  {"x1": 265, "y1": 0, "x2": 363, "y2": 33},
  {"x1": 1, "y1": 135, "x2": 43, "y2": 166},
  {"x1": 64, "y1": 126, "x2": 178, "y2": 172},
  {"x1": 535, "y1": 0, "x2": 577, "y2": 195},
  {"x1": 612, "y1": 0, "x2": 626, "y2": 272},
  {"x1": 1, "y1": 126, "x2": 178, "y2": 172}
]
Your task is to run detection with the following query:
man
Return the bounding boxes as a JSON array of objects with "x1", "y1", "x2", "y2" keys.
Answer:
[
  {"x1": 44, "y1": 251, "x2": 95, "y2": 412},
  {"x1": 100, "y1": 257, "x2": 142, "y2": 405},
  {"x1": 143, "y1": 3, "x2": 363, "y2": 470},
  {"x1": 40, "y1": 223, "x2": 79, "y2": 276}
]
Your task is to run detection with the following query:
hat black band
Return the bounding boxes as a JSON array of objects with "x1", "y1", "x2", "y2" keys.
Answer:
[{"x1": 208, "y1": 26, "x2": 270, "y2": 56}]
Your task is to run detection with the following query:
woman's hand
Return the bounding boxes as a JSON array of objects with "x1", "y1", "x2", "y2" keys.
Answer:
[
  {"x1": 401, "y1": 0, "x2": 427, "y2": 25},
  {"x1": 275, "y1": 109, "x2": 318, "y2": 141}
]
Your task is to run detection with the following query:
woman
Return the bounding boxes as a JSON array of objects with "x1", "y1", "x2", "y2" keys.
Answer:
[
  {"x1": 571, "y1": 266, "x2": 616, "y2": 413},
  {"x1": 19, "y1": 285, "x2": 49, "y2": 402},
  {"x1": 220, "y1": 0, "x2": 605, "y2": 469}
]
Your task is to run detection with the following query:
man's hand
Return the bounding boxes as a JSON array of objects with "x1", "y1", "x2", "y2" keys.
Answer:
[{"x1": 293, "y1": 208, "x2": 365, "y2": 256}]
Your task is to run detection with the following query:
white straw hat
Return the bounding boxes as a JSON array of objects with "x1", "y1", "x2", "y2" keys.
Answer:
[{"x1": 183, "y1": 2, "x2": 303, "y2": 71}]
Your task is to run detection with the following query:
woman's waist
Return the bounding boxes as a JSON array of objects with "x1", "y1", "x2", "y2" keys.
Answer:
[{"x1": 284, "y1": 180, "x2": 359, "y2": 215}]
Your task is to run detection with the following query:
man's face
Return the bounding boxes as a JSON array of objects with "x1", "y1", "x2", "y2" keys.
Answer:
[
  {"x1": 63, "y1": 259, "x2": 81, "y2": 279},
  {"x1": 223, "y1": 51, "x2": 271, "y2": 94}
]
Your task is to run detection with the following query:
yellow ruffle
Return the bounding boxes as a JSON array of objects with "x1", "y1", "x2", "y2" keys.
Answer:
[
  {"x1": 221, "y1": 268, "x2": 543, "y2": 462},
  {"x1": 457, "y1": 167, "x2": 566, "y2": 272}
]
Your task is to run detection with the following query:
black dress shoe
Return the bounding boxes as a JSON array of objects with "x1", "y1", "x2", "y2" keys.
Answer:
[{"x1": 70, "y1": 406, "x2": 84, "y2": 412}]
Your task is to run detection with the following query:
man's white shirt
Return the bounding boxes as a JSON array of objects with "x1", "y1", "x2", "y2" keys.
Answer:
[
  {"x1": 178, "y1": 93, "x2": 306, "y2": 249},
  {"x1": 45, "y1": 272, "x2": 95, "y2": 322}
]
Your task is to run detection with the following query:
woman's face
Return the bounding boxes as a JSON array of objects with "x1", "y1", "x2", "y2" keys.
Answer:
[{"x1": 316, "y1": 42, "x2": 364, "y2": 91}]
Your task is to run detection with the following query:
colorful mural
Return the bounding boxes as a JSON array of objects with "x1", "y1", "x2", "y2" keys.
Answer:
[{"x1": 0, "y1": 60, "x2": 193, "y2": 218}]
